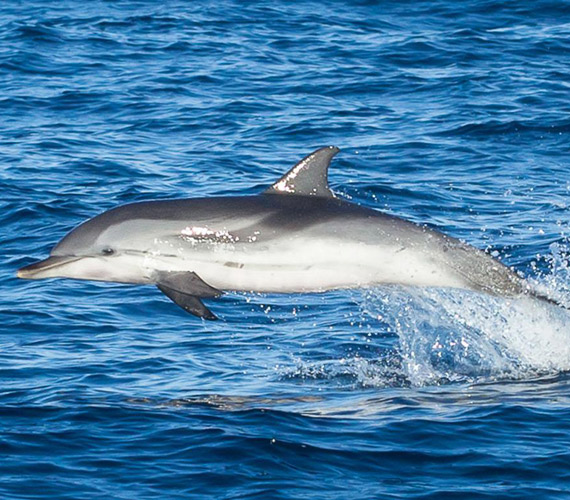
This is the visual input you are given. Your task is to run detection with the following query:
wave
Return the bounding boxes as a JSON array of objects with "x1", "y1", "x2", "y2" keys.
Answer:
[{"x1": 438, "y1": 119, "x2": 570, "y2": 137}]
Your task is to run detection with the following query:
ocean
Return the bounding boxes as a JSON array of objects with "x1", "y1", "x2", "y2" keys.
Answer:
[{"x1": 2, "y1": 1, "x2": 570, "y2": 498}]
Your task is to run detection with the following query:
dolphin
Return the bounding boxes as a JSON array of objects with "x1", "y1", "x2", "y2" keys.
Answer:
[{"x1": 17, "y1": 146, "x2": 557, "y2": 319}]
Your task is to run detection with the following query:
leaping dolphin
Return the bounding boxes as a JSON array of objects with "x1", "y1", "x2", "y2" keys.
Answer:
[{"x1": 17, "y1": 146, "x2": 557, "y2": 319}]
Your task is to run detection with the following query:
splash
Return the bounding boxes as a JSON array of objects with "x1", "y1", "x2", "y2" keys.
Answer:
[
  {"x1": 279, "y1": 246, "x2": 570, "y2": 390},
  {"x1": 283, "y1": 354, "x2": 408, "y2": 389},
  {"x1": 359, "y1": 246, "x2": 570, "y2": 387}
]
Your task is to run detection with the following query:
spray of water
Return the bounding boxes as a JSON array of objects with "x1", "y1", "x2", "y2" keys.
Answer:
[
  {"x1": 359, "y1": 242, "x2": 570, "y2": 387},
  {"x1": 280, "y1": 244, "x2": 570, "y2": 390}
]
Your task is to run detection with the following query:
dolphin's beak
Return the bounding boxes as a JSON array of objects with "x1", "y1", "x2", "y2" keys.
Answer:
[{"x1": 17, "y1": 256, "x2": 82, "y2": 279}]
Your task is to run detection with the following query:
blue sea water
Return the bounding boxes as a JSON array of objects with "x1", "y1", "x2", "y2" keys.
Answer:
[{"x1": 2, "y1": 0, "x2": 570, "y2": 498}]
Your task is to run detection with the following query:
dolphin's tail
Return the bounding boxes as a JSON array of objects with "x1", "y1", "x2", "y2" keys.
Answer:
[{"x1": 444, "y1": 241, "x2": 569, "y2": 311}]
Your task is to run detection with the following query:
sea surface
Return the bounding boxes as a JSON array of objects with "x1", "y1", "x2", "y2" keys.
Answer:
[{"x1": 2, "y1": 1, "x2": 570, "y2": 499}]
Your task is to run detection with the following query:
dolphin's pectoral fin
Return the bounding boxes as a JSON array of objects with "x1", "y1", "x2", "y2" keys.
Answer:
[
  {"x1": 155, "y1": 271, "x2": 221, "y2": 320},
  {"x1": 155, "y1": 271, "x2": 222, "y2": 298},
  {"x1": 157, "y1": 284, "x2": 218, "y2": 320},
  {"x1": 264, "y1": 146, "x2": 339, "y2": 198}
]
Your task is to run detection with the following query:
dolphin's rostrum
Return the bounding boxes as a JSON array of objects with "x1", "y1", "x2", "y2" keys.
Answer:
[{"x1": 18, "y1": 147, "x2": 558, "y2": 319}]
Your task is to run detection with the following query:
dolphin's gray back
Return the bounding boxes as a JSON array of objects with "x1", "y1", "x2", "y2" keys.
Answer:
[{"x1": 102, "y1": 194, "x2": 423, "y2": 240}]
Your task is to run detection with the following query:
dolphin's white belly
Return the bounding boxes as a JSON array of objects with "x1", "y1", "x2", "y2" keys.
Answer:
[{"x1": 146, "y1": 238, "x2": 467, "y2": 293}]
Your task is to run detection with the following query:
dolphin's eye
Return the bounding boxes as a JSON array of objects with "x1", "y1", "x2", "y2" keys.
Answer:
[{"x1": 101, "y1": 247, "x2": 115, "y2": 256}]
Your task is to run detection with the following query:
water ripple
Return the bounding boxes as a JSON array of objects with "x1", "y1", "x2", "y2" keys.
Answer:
[{"x1": 1, "y1": 1, "x2": 570, "y2": 499}]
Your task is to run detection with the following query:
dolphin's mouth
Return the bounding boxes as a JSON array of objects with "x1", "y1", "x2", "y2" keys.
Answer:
[{"x1": 17, "y1": 256, "x2": 82, "y2": 279}]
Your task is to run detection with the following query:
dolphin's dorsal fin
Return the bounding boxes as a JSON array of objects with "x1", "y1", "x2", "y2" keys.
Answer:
[{"x1": 264, "y1": 146, "x2": 340, "y2": 198}]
